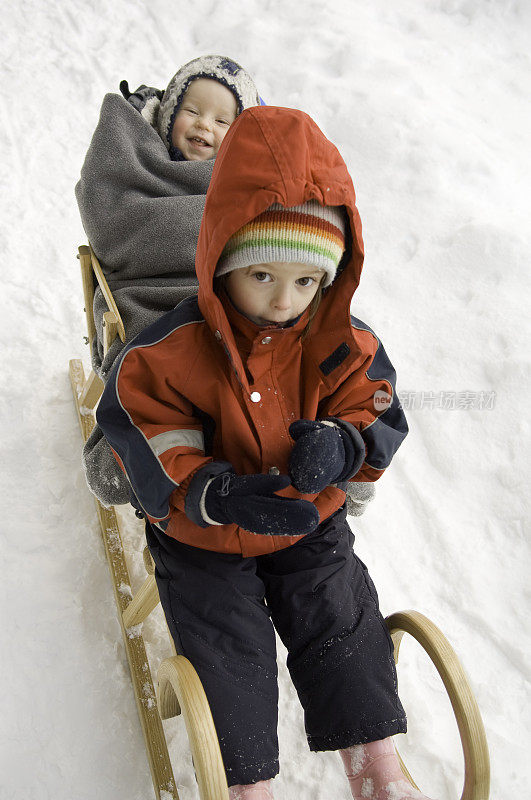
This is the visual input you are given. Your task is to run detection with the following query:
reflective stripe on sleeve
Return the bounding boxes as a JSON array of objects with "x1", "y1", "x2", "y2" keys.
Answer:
[{"x1": 148, "y1": 429, "x2": 205, "y2": 457}]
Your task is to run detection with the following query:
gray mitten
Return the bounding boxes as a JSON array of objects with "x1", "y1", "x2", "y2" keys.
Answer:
[
  {"x1": 119, "y1": 80, "x2": 162, "y2": 124},
  {"x1": 345, "y1": 482, "x2": 375, "y2": 517},
  {"x1": 82, "y1": 424, "x2": 131, "y2": 507}
]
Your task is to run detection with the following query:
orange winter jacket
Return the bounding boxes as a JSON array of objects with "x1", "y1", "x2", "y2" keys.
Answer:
[{"x1": 97, "y1": 106, "x2": 408, "y2": 556}]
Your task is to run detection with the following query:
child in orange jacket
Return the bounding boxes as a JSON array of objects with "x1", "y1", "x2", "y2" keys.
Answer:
[{"x1": 97, "y1": 105, "x2": 435, "y2": 800}]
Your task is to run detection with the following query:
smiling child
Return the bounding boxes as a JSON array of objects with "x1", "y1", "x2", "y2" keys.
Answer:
[{"x1": 76, "y1": 55, "x2": 261, "y2": 505}]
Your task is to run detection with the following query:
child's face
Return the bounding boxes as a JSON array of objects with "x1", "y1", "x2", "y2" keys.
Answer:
[
  {"x1": 224, "y1": 262, "x2": 324, "y2": 327},
  {"x1": 171, "y1": 78, "x2": 238, "y2": 161}
]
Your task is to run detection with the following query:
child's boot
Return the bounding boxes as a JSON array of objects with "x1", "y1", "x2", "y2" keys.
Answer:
[
  {"x1": 228, "y1": 779, "x2": 274, "y2": 799},
  {"x1": 339, "y1": 738, "x2": 436, "y2": 800}
]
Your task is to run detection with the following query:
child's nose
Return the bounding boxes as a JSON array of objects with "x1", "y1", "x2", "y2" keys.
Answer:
[
  {"x1": 196, "y1": 114, "x2": 213, "y2": 131},
  {"x1": 272, "y1": 285, "x2": 292, "y2": 310}
]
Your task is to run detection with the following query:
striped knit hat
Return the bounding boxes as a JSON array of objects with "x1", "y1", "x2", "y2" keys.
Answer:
[{"x1": 216, "y1": 201, "x2": 346, "y2": 287}]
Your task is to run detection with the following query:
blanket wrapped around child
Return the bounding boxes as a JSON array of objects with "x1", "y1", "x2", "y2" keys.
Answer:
[{"x1": 76, "y1": 92, "x2": 214, "y2": 505}]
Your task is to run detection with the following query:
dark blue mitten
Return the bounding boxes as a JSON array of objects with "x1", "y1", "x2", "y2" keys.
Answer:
[
  {"x1": 289, "y1": 419, "x2": 366, "y2": 494},
  {"x1": 119, "y1": 80, "x2": 162, "y2": 113},
  {"x1": 187, "y1": 467, "x2": 320, "y2": 536}
]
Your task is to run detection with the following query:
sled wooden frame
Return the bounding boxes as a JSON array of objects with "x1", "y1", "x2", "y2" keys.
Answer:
[
  {"x1": 69, "y1": 243, "x2": 490, "y2": 800},
  {"x1": 69, "y1": 245, "x2": 229, "y2": 799}
]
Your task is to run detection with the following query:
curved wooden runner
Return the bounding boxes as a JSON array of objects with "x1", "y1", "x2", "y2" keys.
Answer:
[
  {"x1": 158, "y1": 656, "x2": 229, "y2": 800},
  {"x1": 386, "y1": 610, "x2": 490, "y2": 800}
]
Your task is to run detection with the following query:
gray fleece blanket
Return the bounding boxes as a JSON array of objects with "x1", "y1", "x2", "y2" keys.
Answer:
[{"x1": 76, "y1": 93, "x2": 213, "y2": 505}]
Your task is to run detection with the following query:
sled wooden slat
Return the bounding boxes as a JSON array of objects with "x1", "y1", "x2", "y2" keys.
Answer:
[
  {"x1": 144, "y1": 545, "x2": 156, "y2": 575},
  {"x1": 78, "y1": 368, "x2": 104, "y2": 410},
  {"x1": 122, "y1": 573, "x2": 160, "y2": 628},
  {"x1": 102, "y1": 310, "x2": 119, "y2": 356},
  {"x1": 87, "y1": 244, "x2": 126, "y2": 342},
  {"x1": 386, "y1": 610, "x2": 490, "y2": 800},
  {"x1": 69, "y1": 358, "x2": 179, "y2": 800},
  {"x1": 78, "y1": 245, "x2": 97, "y2": 348}
]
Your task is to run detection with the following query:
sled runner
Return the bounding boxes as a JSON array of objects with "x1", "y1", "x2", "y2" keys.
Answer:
[{"x1": 69, "y1": 244, "x2": 490, "y2": 800}]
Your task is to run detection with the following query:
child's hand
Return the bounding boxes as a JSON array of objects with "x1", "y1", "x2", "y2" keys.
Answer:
[
  {"x1": 289, "y1": 419, "x2": 365, "y2": 494},
  {"x1": 202, "y1": 471, "x2": 320, "y2": 536}
]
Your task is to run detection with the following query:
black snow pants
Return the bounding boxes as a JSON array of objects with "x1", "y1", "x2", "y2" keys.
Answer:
[{"x1": 146, "y1": 506, "x2": 406, "y2": 786}]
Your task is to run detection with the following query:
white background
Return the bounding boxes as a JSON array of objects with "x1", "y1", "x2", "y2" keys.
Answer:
[{"x1": 1, "y1": 1, "x2": 530, "y2": 798}]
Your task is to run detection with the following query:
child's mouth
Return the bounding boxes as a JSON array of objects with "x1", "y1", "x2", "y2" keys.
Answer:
[{"x1": 188, "y1": 136, "x2": 211, "y2": 149}]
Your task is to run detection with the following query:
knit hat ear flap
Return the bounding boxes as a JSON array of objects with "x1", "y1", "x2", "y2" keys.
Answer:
[{"x1": 216, "y1": 201, "x2": 346, "y2": 287}]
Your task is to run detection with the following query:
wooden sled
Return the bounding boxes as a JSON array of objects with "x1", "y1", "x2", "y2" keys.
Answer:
[{"x1": 69, "y1": 244, "x2": 490, "y2": 800}]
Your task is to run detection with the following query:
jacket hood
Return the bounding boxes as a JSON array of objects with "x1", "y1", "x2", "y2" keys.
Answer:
[{"x1": 195, "y1": 105, "x2": 365, "y2": 392}]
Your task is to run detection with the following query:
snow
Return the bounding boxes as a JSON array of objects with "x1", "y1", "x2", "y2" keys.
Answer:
[
  {"x1": 1, "y1": 1, "x2": 530, "y2": 798},
  {"x1": 361, "y1": 778, "x2": 374, "y2": 799}
]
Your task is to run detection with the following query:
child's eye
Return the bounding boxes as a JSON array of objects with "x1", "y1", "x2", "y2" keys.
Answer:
[
  {"x1": 253, "y1": 272, "x2": 271, "y2": 283},
  {"x1": 216, "y1": 119, "x2": 230, "y2": 126},
  {"x1": 297, "y1": 277, "x2": 316, "y2": 287}
]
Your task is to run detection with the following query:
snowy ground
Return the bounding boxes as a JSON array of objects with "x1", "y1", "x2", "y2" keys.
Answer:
[{"x1": 1, "y1": 1, "x2": 530, "y2": 798}]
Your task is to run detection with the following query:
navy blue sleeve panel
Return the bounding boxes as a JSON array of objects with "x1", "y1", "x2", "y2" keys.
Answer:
[
  {"x1": 350, "y1": 316, "x2": 408, "y2": 471},
  {"x1": 361, "y1": 404, "x2": 408, "y2": 471},
  {"x1": 96, "y1": 297, "x2": 206, "y2": 522}
]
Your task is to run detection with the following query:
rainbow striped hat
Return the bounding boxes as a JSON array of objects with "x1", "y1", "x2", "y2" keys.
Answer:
[{"x1": 216, "y1": 201, "x2": 346, "y2": 287}]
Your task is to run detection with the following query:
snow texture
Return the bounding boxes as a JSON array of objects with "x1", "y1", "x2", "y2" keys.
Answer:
[{"x1": 1, "y1": 1, "x2": 530, "y2": 799}]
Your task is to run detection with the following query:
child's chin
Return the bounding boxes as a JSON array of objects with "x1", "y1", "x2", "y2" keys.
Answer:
[
  {"x1": 247, "y1": 316, "x2": 272, "y2": 327},
  {"x1": 258, "y1": 319, "x2": 287, "y2": 328},
  {"x1": 186, "y1": 151, "x2": 211, "y2": 162}
]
